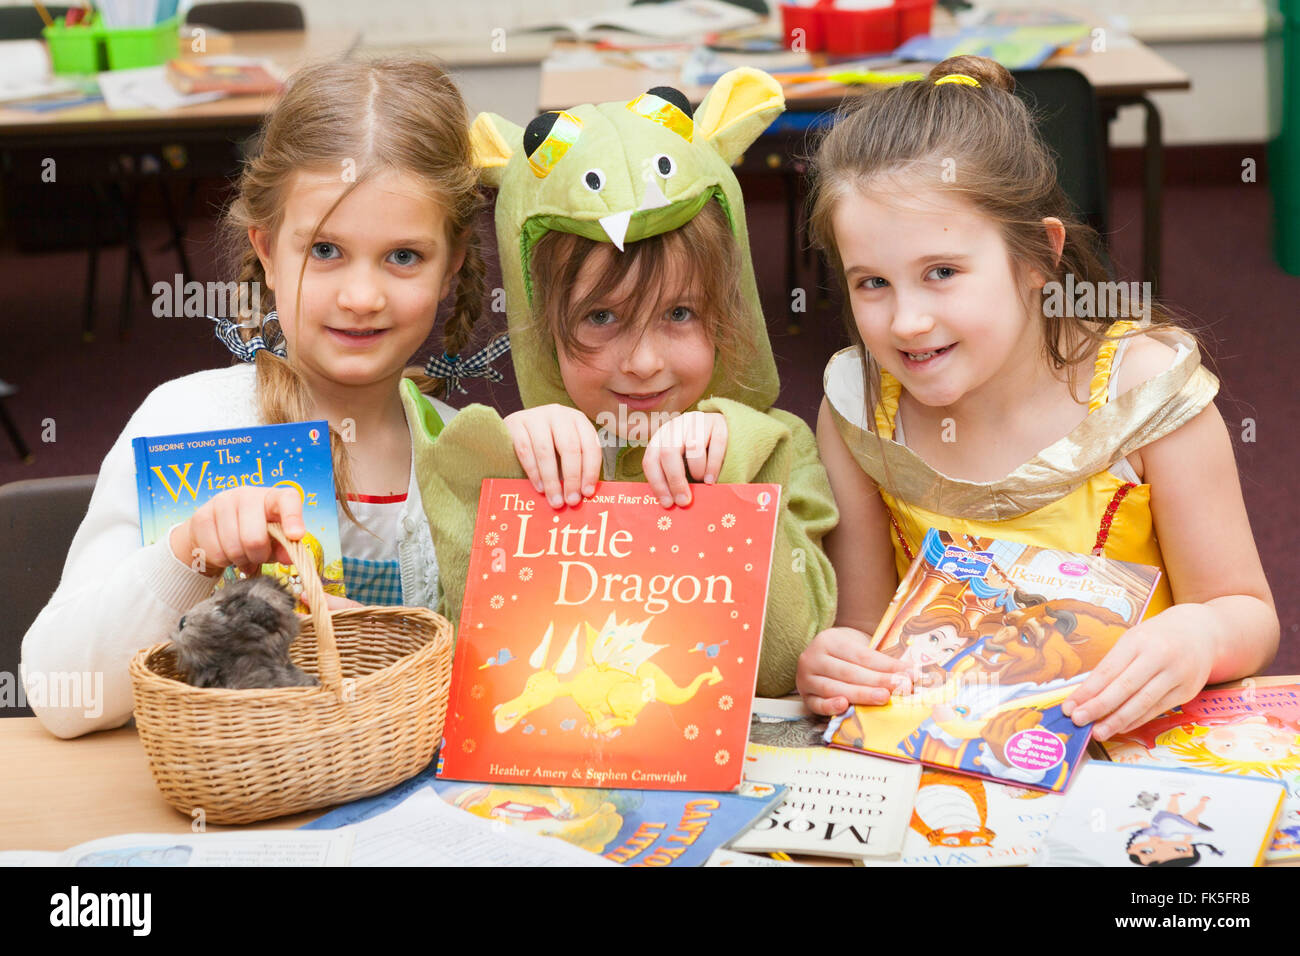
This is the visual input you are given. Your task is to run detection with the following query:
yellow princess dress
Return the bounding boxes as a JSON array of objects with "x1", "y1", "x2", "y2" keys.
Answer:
[{"x1": 822, "y1": 320, "x2": 1219, "y2": 618}]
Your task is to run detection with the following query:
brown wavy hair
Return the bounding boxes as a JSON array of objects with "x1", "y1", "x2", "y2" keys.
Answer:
[
  {"x1": 807, "y1": 55, "x2": 1181, "y2": 429},
  {"x1": 528, "y1": 200, "x2": 756, "y2": 398},
  {"x1": 221, "y1": 56, "x2": 486, "y2": 519}
]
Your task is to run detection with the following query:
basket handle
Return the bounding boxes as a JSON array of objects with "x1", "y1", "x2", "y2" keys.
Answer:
[{"x1": 267, "y1": 522, "x2": 346, "y2": 701}]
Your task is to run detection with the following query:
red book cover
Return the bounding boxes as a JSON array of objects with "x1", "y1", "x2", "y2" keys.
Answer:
[{"x1": 438, "y1": 479, "x2": 781, "y2": 792}]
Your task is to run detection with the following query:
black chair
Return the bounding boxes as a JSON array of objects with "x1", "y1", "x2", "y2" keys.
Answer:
[
  {"x1": 185, "y1": 2, "x2": 305, "y2": 32},
  {"x1": 0, "y1": 475, "x2": 97, "y2": 717},
  {"x1": 1012, "y1": 67, "x2": 1112, "y2": 260},
  {"x1": 0, "y1": 5, "x2": 73, "y2": 40}
]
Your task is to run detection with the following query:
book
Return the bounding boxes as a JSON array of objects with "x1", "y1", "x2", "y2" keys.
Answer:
[
  {"x1": 1097, "y1": 679, "x2": 1300, "y2": 863},
  {"x1": 825, "y1": 528, "x2": 1161, "y2": 793},
  {"x1": 437, "y1": 479, "x2": 781, "y2": 792},
  {"x1": 1030, "y1": 762, "x2": 1285, "y2": 867},
  {"x1": 132, "y1": 421, "x2": 343, "y2": 602},
  {"x1": 520, "y1": 0, "x2": 760, "y2": 42},
  {"x1": 167, "y1": 57, "x2": 283, "y2": 96},
  {"x1": 731, "y1": 698, "x2": 922, "y2": 860},
  {"x1": 305, "y1": 764, "x2": 787, "y2": 867},
  {"x1": 859, "y1": 767, "x2": 1063, "y2": 868}
]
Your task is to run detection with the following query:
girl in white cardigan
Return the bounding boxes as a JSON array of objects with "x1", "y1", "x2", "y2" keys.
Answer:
[{"x1": 22, "y1": 57, "x2": 493, "y2": 738}]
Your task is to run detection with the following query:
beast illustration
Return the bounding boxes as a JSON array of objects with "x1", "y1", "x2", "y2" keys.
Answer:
[{"x1": 493, "y1": 614, "x2": 722, "y2": 737}]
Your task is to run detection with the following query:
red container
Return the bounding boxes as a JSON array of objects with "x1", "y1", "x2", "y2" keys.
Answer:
[
  {"x1": 780, "y1": 1, "x2": 829, "y2": 53},
  {"x1": 896, "y1": 0, "x2": 933, "y2": 43},
  {"x1": 822, "y1": 4, "x2": 896, "y2": 55},
  {"x1": 782, "y1": 0, "x2": 934, "y2": 57}
]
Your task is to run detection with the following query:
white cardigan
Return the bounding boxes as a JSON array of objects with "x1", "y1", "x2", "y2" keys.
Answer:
[{"x1": 20, "y1": 364, "x2": 455, "y2": 739}]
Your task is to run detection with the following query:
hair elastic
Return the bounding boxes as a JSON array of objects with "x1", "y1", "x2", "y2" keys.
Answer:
[{"x1": 934, "y1": 74, "x2": 981, "y2": 88}]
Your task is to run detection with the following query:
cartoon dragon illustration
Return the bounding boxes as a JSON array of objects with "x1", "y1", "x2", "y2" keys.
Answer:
[{"x1": 493, "y1": 614, "x2": 722, "y2": 737}]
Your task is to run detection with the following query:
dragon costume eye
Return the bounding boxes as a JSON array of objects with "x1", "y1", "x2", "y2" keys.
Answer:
[
  {"x1": 654, "y1": 154, "x2": 676, "y2": 177},
  {"x1": 583, "y1": 169, "x2": 606, "y2": 192}
]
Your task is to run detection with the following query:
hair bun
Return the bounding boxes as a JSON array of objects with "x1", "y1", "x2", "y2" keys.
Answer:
[{"x1": 928, "y1": 55, "x2": 1015, "y2": 94}]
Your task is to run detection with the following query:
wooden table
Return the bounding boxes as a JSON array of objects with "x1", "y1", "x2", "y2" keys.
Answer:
[
  {"x1": 0, "y1": 718, "x2": 323, "y2": 851},
  {"x1": 4, "y1": 675, "x2": 1295, "y2": 861},
  {"x1": 0, "y1": 28, "x2": 361, "y2": 138}
]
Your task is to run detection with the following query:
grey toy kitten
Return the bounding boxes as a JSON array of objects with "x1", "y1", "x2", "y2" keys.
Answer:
[{"x1": 172, "y1": 576, "x2": 319, "y2": 690}]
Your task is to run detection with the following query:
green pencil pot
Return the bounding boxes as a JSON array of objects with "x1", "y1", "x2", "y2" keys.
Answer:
[
  {"x1": 102, "y1": 15, "x2": 181, "y2": 71},
  {"x1": 43, "y1": 15, "x2": 106, "y2": 75}
]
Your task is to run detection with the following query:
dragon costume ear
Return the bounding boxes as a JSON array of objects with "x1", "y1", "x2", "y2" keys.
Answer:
[
  {"x1": 694, "y1": 67, "x2": 785, "y2": 165},
  {"x1": 470, "y1": 112, "x2": 523, "y2": 188}
]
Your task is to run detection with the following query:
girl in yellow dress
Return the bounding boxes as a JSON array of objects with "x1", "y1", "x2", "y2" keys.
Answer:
[{"x1": 795, "y1": 55, "x2": 1279, "y2": 742}]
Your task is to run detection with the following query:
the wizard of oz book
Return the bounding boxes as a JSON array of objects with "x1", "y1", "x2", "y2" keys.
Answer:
[
  {"x1": 438, "y1": 479, "x2": 782, "y2": 792},
  {"x1": 826, "y1": 528, "x2": 1161, "y2": 793},
  {"x1": 132, "y1": 420, "x2": 343, "y2": 602}
]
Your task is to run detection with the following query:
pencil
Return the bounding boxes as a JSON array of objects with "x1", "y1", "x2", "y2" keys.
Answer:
[{"x1": 33, "y1": 1, "x2": 55, "y2": 28}]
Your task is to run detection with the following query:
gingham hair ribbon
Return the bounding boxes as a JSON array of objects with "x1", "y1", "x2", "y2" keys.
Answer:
[
  {"x1": 210, "y1": 311, "x2": 287, "y2": 361},
  {"x1": 424, "y1": 334, "x2": 512, "y2": 394}
]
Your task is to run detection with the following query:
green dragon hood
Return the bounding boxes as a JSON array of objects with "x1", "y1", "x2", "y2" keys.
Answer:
[{"x1": 471, "y1": 68, "x2": 785, "y2": 412}]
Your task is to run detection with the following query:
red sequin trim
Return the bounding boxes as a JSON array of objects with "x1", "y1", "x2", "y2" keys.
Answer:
[
  {"x1": 889, "y1": 511, "x2": 915, "y2": 564},
  {"x1": 1093, "y1": 482, "x2": 1136, "y2": 556}
]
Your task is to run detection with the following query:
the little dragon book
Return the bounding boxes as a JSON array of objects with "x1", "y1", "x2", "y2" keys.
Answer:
[
  {"x1": 438, "y1": 479, "x2": 781, "y2": 792},
  {"x1": 132, "y1": 421, "x2": 343, "y2": 600},
  {"x1": 1098, "y1": 679, "x2": 1300, "y2": 862},
  {"x1": 826, "y1": 528, "x2": 1161, "y2": 793}
]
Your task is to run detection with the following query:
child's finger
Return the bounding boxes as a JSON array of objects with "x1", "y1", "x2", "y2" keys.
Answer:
[
  {"x1": 817, "y1": 655, "x2": 906, "y2": 691},
  {"x1": 1068, "y1": 649, "x2": 1160, "y2": 731},
  {"x1": 186, "y1": 511, "x2": 227, "y2": 574},
  {"x1": 578, "y1": 418, "x2": 602, "y2": 498},
  {"x1": 555, "y1": 419, "x2": 588, "y2": 507},
  {"x1": 509, "y1": 427, "x2": 544, "y2": 494},
  {"x1": 1062, "y1": 634, "x2": 1140, "y2": 720},
  {"x1": 659, "y1": 436, "x2": 692, "y2": 506},
  {"x1": 268, "y1": 486, "x2": 306, "y2": 539},
  {"x1": 213, "y1": 500, "x2": 247, "y2": 572},
  {"x1": 702, "y1": 416, "x2": 727, "y2": 484},
  {"x1": 642, "y1": 445, "x2": 671, "y2": 506},
  {"x1": 237, "y1": 492, "x2": 273, "y2": 568},
  {"x1": 523, "y1": 418, "x2": 564, "y2": 508},
  {"x1": 1092, "y1": 669, "x2": 1179, "y2": 741},
  {"x1": 803, "y1": 674, "x2": 892, "y2": 707},
  {"x1": 804, "y1": 693, "x2": 850, "y2": 717},
  {"x1": 683, "y1": 416, "x2": 709, "y2": 483}
]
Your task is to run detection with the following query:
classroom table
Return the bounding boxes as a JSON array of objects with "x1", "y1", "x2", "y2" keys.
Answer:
[
  {"x1": 537, "y1": 34, "x2": 1189, "y2": 294},
  {"x1": 3, "y1": 675, "x2": 1296, "y2": 864},
  {"x1": 0, "y1": 28, "x2": 360, "y2": 341}
]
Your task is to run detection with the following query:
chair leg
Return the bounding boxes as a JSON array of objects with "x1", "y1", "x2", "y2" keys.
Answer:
[
  {"x1": 1138, "y1": 96, "x2": 1164, "y2": 297},
  {"x1": 0, "y1": 393, "x2": 32, "y2": 463},
  {"x1": 157, "y1": 178, "x2": 194, "y2": 279},
  {"x1": 83, "y1": 184, "x2": 102, "y2": 344}
]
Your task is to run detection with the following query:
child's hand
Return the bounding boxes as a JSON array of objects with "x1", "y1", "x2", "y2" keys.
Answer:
[
  {"x1": 169, "y1": 486, "x2": 306, "y2": 578},
  {"x1": 642, "y1": 411, "x2": 727, "y2": 507},
  {"x1": 504, "y1": 405, "x2": 602, "y2": 508},
  {"x1": 1062, "y1": 604, "x2": 1218, "y2": 740},
  {"x1": 796, "y1": 626, "x2": 912, "y2": 716}
]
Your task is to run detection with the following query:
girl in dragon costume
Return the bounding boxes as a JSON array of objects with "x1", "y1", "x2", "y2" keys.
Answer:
[{"x1": 412, "y1": 69, "x2": 837, "y2": 697}]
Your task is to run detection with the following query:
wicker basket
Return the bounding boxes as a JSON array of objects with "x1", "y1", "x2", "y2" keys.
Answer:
[{"x1": 129, "y1": 523, "x2": 454, "y2": 824}]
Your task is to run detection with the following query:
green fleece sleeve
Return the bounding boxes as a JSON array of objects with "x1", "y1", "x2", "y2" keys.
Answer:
[
  {"x1": 697, "y1": 397, "x2": 839, "y2": 697},
  {"x1": 409, "y1": 403, "x2": 525, "y2": 630}
]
